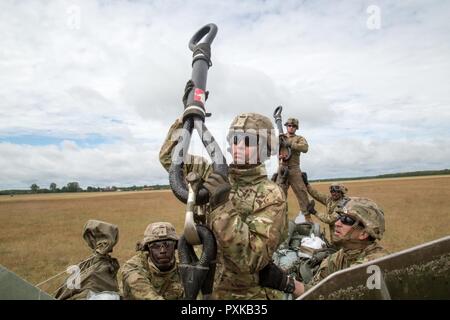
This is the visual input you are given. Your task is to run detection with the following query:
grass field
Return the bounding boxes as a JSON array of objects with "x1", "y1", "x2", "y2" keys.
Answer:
[{"x1": 1, "y1": 175, "x2": 449, "y2": 294}]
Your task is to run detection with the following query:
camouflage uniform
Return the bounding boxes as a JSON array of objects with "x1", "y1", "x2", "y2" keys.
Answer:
[
  {"x1": 119, "y1": 251, "x2": 183, "y2": 300},
  {"x1": 208, "y1": 164, "x2": 287, "y2": 299},
  {"x1": 281, "y1": 118, "x2": 309, "y2": 214},
  {"x1": 307, "y1": 183, "x2": 350, "y2": 240},
  {"x1": 118, "y1": 222, "x2": 184, "y2": 300},
  {"x1": 159, "y1": 114, "x2": 288, "y2": 299},
  {"x1": 304, "y1": 242, "x2": 387, "y2": 290},
  {"x1": 303, "y1": 197, "x2": 388, "y2": 291}
]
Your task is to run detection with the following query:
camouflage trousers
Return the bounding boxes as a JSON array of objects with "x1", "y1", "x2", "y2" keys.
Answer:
[{"x1": 281, "y1": 167, "x2": 310, "y2": 212}]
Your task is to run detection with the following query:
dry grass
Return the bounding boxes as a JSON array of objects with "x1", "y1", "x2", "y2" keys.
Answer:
[
  {"x1": 287, "y1": 175, "x2": 450, "y2": 253},
  {"x1": 1, "y1": 176, "x2": 449, "y2": 294}
]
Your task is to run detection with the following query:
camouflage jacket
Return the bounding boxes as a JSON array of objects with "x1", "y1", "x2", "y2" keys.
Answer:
[
  {"x1": 306, "y1": 184, "x2": 350, "y2": 225},
  {"x1": 304, "y1": 242, "x2": 388, "y2": 291},
  {"x1": 284, "y1": 134, "x2": 308, "y2": 168},
  {"x1": 159, "y1": 119, "x2": 288, "y2": 299},
  {"x1": 208, "y1": 164, "x2": 288, "y2": 299},
  {"x1": 118, "y1": 251, "x2": 183, "y2": 300}
]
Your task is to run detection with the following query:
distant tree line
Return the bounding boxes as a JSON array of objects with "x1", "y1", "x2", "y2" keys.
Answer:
[
  {"x1": 0, "y1": 182, "x2": 171, "y2": 195},
  {"x1": 312, "y1": 169, "x2": 450, "y2": 183},
  {"x1": 1, "y1": 169, "x2": 448, "y2": 195},
  {"x1": 28, "y1": 182, "x2": 83, "y2": 194}
]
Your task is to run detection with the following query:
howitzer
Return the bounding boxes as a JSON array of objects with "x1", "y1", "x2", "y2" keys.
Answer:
[
  {"x1": 169, "y1": 23, "x2": 228, "y2": 206},
  {"x1": 168, "y1": 23, "x2": 225, "y2": 300}
]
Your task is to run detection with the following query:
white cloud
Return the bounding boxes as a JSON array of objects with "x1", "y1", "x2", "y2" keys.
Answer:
[
  {"x1": 302, "y1": 136, "x2": 450, "y2": 179},
  {"x1": 0, "y1": 140, "x2": 164, "y2": 189},
  {"x1": 1, "y1": 0, "x2": 449, "y2": 189}
]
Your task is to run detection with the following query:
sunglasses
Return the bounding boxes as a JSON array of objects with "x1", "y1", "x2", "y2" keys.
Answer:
[
  {"x1": 228, "y1": 133, "x2": 259, "y2": 146},
  {"x1": 286, "y1": 125, "x2": 296, "y2": 128},
  {"x1": 337, "y1": 214, "x2": 360, "y2": 226},
  {"x1": 330, "y1": 187, "x2": 342, "y2": 193},
  {"x1": 148, "y1": 240, "x2": 176, "y2": 251}
]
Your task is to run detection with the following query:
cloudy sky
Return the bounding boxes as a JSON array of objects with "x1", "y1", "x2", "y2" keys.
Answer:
[{"x1": 1, "y1": 0, "x2": 449, "y2": 190}]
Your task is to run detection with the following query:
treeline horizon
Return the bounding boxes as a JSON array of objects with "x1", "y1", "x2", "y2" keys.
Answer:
[
  {"x1": 1, "y1": 168, "x2": 449, "y2": 195},
  {"x1": 0, "y1": 182, "x2": 170, "y2": 195}
]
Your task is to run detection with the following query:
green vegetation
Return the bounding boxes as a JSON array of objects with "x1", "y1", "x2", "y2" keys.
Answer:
[
  {"x1": 312, "y1": 169, "x2": 450, "y2": 183},
  {"x1": 0, "y1": 182, "x2": 171, "y2": 195},
  {"x1": 1, "y1": 169, "x2": 448, "y2": 195}
]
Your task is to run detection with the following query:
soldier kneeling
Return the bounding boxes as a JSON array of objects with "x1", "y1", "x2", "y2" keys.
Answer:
[{"x1": 118, "y1": 222, "x2": 184, "y2": 300}]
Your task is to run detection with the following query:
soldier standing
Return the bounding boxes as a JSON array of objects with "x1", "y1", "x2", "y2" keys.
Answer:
[
  {"x1": 259, "y1": 197, "x2": 389, "y2": 297},
  {"x1": 118, "y1": 222, "x2": 184, "y2": 300},
  {"x1": 160, "y1": 112, "x2": 289, "y2": 299},
  {"x1": 279, "y1": 118, "x2": 310, "y2": 224}
]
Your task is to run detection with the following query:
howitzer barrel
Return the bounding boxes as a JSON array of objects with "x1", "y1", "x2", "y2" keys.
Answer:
[
  {"x1": 169, "y1": 24, "x2": 228, "y2": 205},
  {"x1": 183, "y1": 23, "x2": 218, "y2": 122}
]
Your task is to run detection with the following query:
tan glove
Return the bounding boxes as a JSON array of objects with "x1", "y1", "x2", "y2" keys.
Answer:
[
  {"x1": 306, "y1": 200, "x2": 317, "y2": 216},
  {"x1": 203, "y1": 173, "x2": 231, "y2": 210}
]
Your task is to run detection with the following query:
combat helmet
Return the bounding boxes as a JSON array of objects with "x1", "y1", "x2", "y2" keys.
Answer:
[
  {"x1": 330, "y1": 183, "x2": 348, "y2": 194},
  {"x1": 137, "y1": 222, "x2": 178, "y2": 250},
  {"x1": 341, "y1": 197, "x2": 385, "y2": 240},
  {"x1": 284, "y1": 118, "x2": 299, "y2": 128},
  {"x1": 227, "y1": 112, "x2": 277, "y2": 159}
]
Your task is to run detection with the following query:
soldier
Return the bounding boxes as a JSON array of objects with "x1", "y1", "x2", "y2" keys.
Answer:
[
  {"x1": 302, "y1": 173, "x2": 350, "y2": 241},
  {"x1": 160, "y1": 112, "x2": 288, "y2": 299},
  {"x1": 118, "y1": 222, "x2": 184, "y2": 300},
  {"x1": 279, "y1": 118, "x2": 310, "y2": 223},
  {"x1": 259, "y1": 197, "x2": 388, "y2": 298}
]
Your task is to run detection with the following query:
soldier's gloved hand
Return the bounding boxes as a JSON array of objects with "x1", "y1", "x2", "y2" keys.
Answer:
[
  {"x1": 271, "y1": 173, "x2": 278, "y2": 182},
  {"x1": 306, "y1": 200, "x2": 317, "y2": 216},
  {"x1": 259, "y1": 262, "x2": 295, "y2": 294},
  {"x1": 302, "y1": 172, "x2": 309, "y2": 186},
  {"x1": 203, "y1": 173, "x2": 231, "y2": 211}
]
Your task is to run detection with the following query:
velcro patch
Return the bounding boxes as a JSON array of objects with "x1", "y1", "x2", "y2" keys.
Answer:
[{"x1": 155, "y1": 226, "x2": 168, "y2": 238}]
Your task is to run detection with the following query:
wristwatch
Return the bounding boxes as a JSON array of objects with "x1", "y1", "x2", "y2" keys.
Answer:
[{"x1": 284, "y1": 275, "x2": 296, "y2": 294}]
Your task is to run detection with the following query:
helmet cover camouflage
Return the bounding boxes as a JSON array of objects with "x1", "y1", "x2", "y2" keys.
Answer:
[
  {"x1": 227, "y1": 112, "x2": 277, "y2": 157},
  {"x1": 284, "y1": 118, "x2": 299, "y2": 128},
  {"x1": 140, "y1": 222, "x2": 178, "y2": 249},
  {"x1": 330, "y1": 183, "x2": 348, "y2": 194},
  {"x1": 341, "y1": 197, "x2": 385, "y2": 240}
]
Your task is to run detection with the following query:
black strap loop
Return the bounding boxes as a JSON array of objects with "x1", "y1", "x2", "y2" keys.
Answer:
[
  {"x1": 178, "y1": 225, "x2": 217, "y2": 299},
  {"x1": 192, "y1": 43, "x2": 212, "y2": 67}
]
